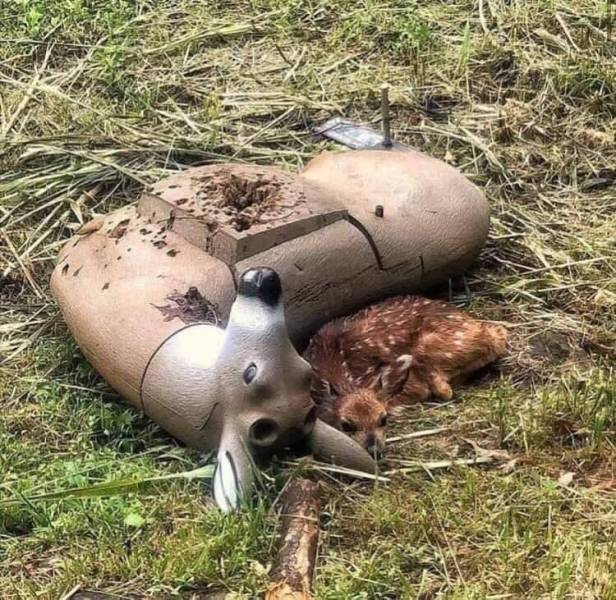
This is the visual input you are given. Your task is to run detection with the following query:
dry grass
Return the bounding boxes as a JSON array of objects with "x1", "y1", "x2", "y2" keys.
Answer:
[{"x1": 1, "y1": 1, "x2": 615, "y2": 598}]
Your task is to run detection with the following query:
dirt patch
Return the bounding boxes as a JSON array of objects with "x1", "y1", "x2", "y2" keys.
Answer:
[
  {"x1": 153, "y1": 287, "x2": 219, "y2": 325},
  {"x1": 0, "y1": 273, "x2": 25, "y2": 301},
  {"x1": 528, "y1": 331, "x2": 575, "y2": 361},
  {"x1": 504, "y1": 329, "x2": 595, "y2": 385}
]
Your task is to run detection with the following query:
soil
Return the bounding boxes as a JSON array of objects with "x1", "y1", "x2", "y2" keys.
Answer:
[{"x1": 0, "y1": 273, "x2": 25, "y2": 301}]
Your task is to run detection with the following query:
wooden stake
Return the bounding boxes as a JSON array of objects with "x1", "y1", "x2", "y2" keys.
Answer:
[{"x1": 380, "y1": 84, "x2": 393, "y2": 148}]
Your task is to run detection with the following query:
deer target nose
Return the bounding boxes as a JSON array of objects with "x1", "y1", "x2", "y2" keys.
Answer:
[
  {"x1": 238, "y1": 267, "x2": 281, "y2": 306},
  {"x1": 249, "y1": 417, "x2": 280, "y2": 448}
]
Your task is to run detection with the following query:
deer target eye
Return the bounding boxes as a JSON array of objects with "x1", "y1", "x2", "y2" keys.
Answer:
[
  {"x1": 341, "y1": 420, "x2": 357, "y2": 434},
  {"x1": 378, "y1": 414, "x2": 388, "y2": 427},
  {"x1": 243, "y1": 362, "x2": 257, "y2": 384}
]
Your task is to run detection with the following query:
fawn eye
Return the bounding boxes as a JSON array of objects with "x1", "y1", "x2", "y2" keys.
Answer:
[
  {"x1": 341, "y1": 420, "x2": 357, "y2": 433},
  {"x1": 378, "y1": 414, "x2": 388, "y2": 427},
  {"x1": 243, "y1": 362, "x2": 257, "y2": 384}
]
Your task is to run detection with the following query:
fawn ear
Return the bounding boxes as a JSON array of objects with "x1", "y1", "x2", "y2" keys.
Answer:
[
  {"x1": 311, "y1": 373, "x2": 336, "y2": 403},
  {"x1": 380, "y1": 354, "x2": 413, "y2": 396},
  {"x1": 310, "y1": 373, "x2": 337, "y2": 423}
]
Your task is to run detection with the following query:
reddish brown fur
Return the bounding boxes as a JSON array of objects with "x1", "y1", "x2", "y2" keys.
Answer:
[{"x1": 304, "y1": 295, "x2": 508, "y2": 452}]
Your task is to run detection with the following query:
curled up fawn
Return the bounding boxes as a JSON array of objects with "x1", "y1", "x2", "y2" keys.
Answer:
[{"x1": 303, "y1": 296, "x2": 508, "y2": 456}]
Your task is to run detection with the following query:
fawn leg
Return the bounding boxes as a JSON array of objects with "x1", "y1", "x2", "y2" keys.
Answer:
[
  {"x1": 393, "y1": 373, "x2": 431, "y2": 404},
  {"x1": 429, "y1": 373, "x2": 453, "y2": 401}
]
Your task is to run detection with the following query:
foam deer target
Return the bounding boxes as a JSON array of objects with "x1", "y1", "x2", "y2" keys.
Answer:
[{"x1": 51, "y1": 149, "x2": 490, "y2": 510}]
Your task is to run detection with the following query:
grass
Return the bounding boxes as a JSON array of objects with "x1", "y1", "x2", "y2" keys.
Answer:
[{"x1": 1, "y1": 0, "x2": 615, "y2": 597}]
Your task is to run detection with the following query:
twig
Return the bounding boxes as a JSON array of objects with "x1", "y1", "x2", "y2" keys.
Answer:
[
  {"x1": 59, "y1": 585, "x2": 81, "y2": 600},
  {"x1": 387, "y1": 427, "x2": 447, "y2": 443},
  {"x1": 1, "y1": 43, "x2": 53, "y2": 139},
  {"x1": 283, "y1": 460, "x2": 390, "y2": 483},
  {"x1": 1, "y1": 230, "x2": 44, "y2": 299},
  {"x1": 555, "y1": 12, "x2": 581, "y2": 51},
  {"x1": 385, "y1": 455, "x2": 494, "y2": 475},
  {"x1": 520, "y1": 257, "x2": 608, "y2": 275},
  {"x1": 478, "y1": 0, "x2": 490, "y2": 34}
]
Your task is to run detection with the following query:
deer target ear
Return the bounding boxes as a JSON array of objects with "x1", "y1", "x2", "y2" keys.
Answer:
[{"x1": 212, "y1": 425, "x2": 255, "y2": 512}]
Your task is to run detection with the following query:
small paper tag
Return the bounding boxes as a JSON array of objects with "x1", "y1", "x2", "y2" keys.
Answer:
[{"x1": 313, "y1": 117, "x2": 411, "y2": 151}]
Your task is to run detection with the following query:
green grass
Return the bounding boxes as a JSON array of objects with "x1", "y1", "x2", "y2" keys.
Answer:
[{"x1": 1, "y1": 0, "x2": 615, "y2": 597}]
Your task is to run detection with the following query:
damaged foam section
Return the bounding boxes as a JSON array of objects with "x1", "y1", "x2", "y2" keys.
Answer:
[
  {"x1": 139, "y1": 164, "x2": 346, "y2": 265},
  {"x1": 153, "y1": 286, "x2": 220, "y2": 325},
  {"x1": 193, "y1": 168, "x2": 307, "y2": 233},
  {"x1": 146, "y1": 165, "x2": 308, "y2": 235}
]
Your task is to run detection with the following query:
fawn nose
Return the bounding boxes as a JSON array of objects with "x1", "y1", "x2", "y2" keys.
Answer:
[
  {"x1": 366, "y1": 435, "x2": 384, "y2": 459},
  {"x1": 238, "y1": 267, "x2": 282, "y2": 306}
]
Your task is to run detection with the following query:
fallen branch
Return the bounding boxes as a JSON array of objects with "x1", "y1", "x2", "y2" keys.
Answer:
[{"x1": 266, "y1": 479, "x2": 321, "y2": 600}]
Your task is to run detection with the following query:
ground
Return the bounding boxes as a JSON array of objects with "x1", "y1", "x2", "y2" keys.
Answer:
[{"x1": 0, "y1": 1, "x2": 615, "y2": 598}]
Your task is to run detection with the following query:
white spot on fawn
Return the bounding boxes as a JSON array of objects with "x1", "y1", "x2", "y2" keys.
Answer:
[{"x1": 397, "y1": 354, "x2": 413, "y2": 369}]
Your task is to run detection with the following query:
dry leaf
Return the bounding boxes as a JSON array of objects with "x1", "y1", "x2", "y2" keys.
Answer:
[
  {"x1": 76, "y1": 216, "x2": 105, "y2": 236},
  {"x1": 500, "y1": 458, "x2": 519, "y2": 474},
  {"x1": 558, "y1": 472, "x2": 575, "y2": 487},
  {"x1": 463, "y1": 438, "x2": 511, "y2": 461},
  {"x1": 588, "y1": 479, "x2": 616, "y2": 493}
]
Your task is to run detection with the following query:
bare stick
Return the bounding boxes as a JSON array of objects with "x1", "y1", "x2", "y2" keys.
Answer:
[
  {"x1": 478, "y1": 0, "x2": 489, "y2": 34},
  {"x1": 387, "y1": 427, "x2": 447, "y2": 443},
  {"x1": 1, "y1": 230, "x2": 44, "y2": 299},
  {"x1": 266, "y1": 479, "x2": 321, "y2": 600},
  {"x1": 555, "y1": 12, "x2": 580, "y2": 51},
  {"x1": 385, "y1": 455, "x2": 494, "y2": 475}
]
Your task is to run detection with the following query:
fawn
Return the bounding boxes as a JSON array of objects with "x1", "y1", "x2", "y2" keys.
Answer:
[{"x1": 303, "y1": 296, "x2": 508, "y2": 455}]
